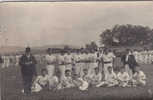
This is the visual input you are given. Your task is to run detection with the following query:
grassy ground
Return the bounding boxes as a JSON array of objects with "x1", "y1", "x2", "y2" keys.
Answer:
[{"x1": 1, "y1": 63, "x2": 153, "y2": 100}]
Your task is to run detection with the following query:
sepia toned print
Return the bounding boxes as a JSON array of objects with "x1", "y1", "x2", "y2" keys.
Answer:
[{"x1": 0, "y1": 1, "x2": 153, "y2": 100}]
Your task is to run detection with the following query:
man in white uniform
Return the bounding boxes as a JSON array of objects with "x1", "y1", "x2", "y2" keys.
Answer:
[
  {"x1": 31, "y1": 68, "x2": 59, "y2": 92},
  {"x1": 57, "y1": 51, "x2": 66, "y2": 81},
  {"x1": 87, "y1": 50, "x2": 98, "y2": 76},
  {"x1": 57, "y1": 69, "x2": 74, "y2": 89},
  {"x1": 73, "y1": 51, "x2": 81, "y2": 76},
  {"x1": 72, "y1": 73, "x2": 89, "y2": 91},
  {"x1": 132, "y1": 67, "x2": 146, "y2": 86},
  {"x1": 117, "y1": 67, "x2": 130, "y2": 87},
  {"x1": 96, "y1": 66, "x2": 118, "y2": 87},
  {"x1": 83, "y1": 50, "x2": 90, "y2": 70},
  {"x1": 90, "y1": 67, "x2": 102, "y2": 86},
  {"x1": 102, "y1": 49, "x2": 116, "y2": 75},
  {"x1": 64, "y1": 51, "x2": 73, "y2": 71},
  {"x1": 76, "y1": 50, "x2": 86, "y2": 77},
  {"x1": 45, "y1": 48, "x2": 56, "y2": 78}
]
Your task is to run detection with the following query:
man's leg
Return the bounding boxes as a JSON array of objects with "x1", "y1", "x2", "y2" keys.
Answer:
[
  {"x1": 96, "y1": 81, "x2": 105, "y2": 87},
  {"x1": 58, "y1": 65, "x2": 65, "y2": 82},
  {"x1": 23, "y1": 75, "x2": 33, "y2": 94}
]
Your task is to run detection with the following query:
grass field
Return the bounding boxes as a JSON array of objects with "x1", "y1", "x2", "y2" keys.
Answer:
[{"x1": 1, "y1": 63, "x2": 153, "y2": 100}]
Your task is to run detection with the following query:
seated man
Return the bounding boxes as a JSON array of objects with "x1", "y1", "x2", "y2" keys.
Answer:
[
  {"x1": 82, "y1": 68, "x2": 92, "y2": 84},
  {"x1": 31, "y1": 68, "x2": 49, "y2": 92},
  {"x1": 57, "y1": 69, "x2": 75, "y2": 89},
  {"x1": 72, "y1": 74, "x2": 89, "y2": 91},
  {"x1": 117, "y1": 67, "x2": 130, "y2": 87},
  {"x1": 132, "y1": 67, "x2": 146, "y2": 86},
  {"x1": 90, "y1": 67, "x2": 102, "y2": 86},
  {"x1": 48, "y1": 74, "x2": 59, "y2": 91},
  {"x1": 96, "y1": 66, "x2": 118, "y2": 87}
]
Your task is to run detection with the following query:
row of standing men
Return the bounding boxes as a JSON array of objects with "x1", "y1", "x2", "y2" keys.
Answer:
[{"x1": 45, "y1": 48, "x2": 116, "y2": 82}]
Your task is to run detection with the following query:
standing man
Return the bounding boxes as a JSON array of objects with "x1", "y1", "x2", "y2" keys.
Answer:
[
  {"x1": 101, "y1": 48, "x2": 116, "y2": 75},
  {"x1": 121, "y1": 49, "x2": 138, "y2": 79},
  {"x1": 57, "y1": 51, "x2": 66, "y2": 81},
  {"x1": 88, "y1": 50, "x2": 98, "y2": 77},
  {"x1": 45, "y1": 48, "x2": 56, "y2": 77},
  {"x1": 0, "y1": 55, "x2": 4, "y2": 68},
  {"x1": 73, "y1": 50, "x2": 81, "y2": 76},
  {"x1": 64, "y1": 51, "x2": 73, "y2": 71},
  {"x1": 19, "y1": 47, "x2": 37, "y2": 95}
]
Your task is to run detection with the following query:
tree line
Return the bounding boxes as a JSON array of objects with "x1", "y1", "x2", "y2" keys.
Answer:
[{"x1": 99, "y1": 24, "x2": 153, "y2": 47}]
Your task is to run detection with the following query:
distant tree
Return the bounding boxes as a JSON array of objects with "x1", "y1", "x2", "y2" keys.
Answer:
[
  {"x1": 90, "y1": 41, "x2": 98, "y2": 50},
  {"x1": 100, "y1": 24, "x2": 153, "y2": 47},
  {"x1": 85, "y1": 41, "x2": 98, "y2": 51}
]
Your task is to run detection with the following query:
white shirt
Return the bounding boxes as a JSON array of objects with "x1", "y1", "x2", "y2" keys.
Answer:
[
  {"x1": 78, "y1": 54, "x2": 86, "y2": 62},
  {"x1": 35, "y1": 75, "x2": 49, "y2": 86},
  {"x1": 117, "y1": 72, "x2": 130, "y2": 81},
  {"x1": 105, "y1": 72, "x2": 117, "y2": 82},
  {"x1": 91, "y1": 72, "x2": 102, "y2": 82},
  {"x1": 62, "y1": 76, "x2": 73, "y2": 86},
  {"x1": 78, "y1": 78, "x2": 89, "y2": 91},
  {"x1": 89, "y1": 53, "x2": 97, "y2": 62},
  {"x1": 72, "y1": 53, "x2": 79, "y2": 62},
  {"x1": 133, "y1": 71, "x2": 146, "y2": 81},
  {"x1": 45, "y1": 54, "x2": 56, "y2": 64},
  {"x1": 48, "y1": 76, "x2": 59, "y2": 86},
  {"x1": 64, "y1": 54, "x2": 72, "y2": 63},
  {"x1": 83, "y1": 54, "x2": 89, "y2": 61},
  {"x1": 57, "y1": 55, "x2": 65, "y2": 64}
]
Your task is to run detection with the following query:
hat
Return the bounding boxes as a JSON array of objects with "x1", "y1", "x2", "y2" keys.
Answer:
[{"x1": 25, "y1": 47, "x2": 31, "y2": 53}]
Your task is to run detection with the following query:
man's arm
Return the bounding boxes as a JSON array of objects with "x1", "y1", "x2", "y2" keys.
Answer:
[
  {"x1": 19, "y1": 55, "x2": 25, "y2": 66},
  {"x1": 32, "y1": 56, "x2": 37, "y2": 76}
]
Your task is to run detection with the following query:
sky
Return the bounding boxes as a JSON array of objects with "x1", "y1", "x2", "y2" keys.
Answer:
[{"x1": 0, "y1": 1, "x2": 153, "y2": 47}]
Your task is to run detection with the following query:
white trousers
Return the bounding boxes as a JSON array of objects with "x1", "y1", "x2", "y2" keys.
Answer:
[
  {"x1": 75, "y1": 63, "x2": 83, "y2": 76},
  {"x1": 46, "y1": 65, "x2": 55, "y2": 77},
  {"x1": 88, "y1": 62, "x2": 98, "y2": 77},
  {"x1": 58, "y1": 65, "x2": 66, "y2": 81}
]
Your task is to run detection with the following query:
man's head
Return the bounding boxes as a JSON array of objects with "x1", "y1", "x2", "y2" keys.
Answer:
[
  {"x1": 25, "y1": 47, "x2": 31, "y2": 55},
  {"x1": 108, "y1": 66, "x2": 113, "y2": 73},
  {"x1": 103, "y1": 48, "x2": 108, "y2": 54},
  {"x1": 65, "y1": 69, "x2": 71, "y2": 77},
  {"x1": 41, "y1": 68, "x2": 48, "y2": 76},
  {"x1": 126, "y1": 49, "x2": 132, "y2": 54},
  {"x1": 47, "y1": 48, "x2": 52, "y2": 55},
  {"x1": 66, "y1": 50, "x2": 71, "y2": 55},
  {"x1": 120, "y1": 67, "x2": 125, "y2": 73}
]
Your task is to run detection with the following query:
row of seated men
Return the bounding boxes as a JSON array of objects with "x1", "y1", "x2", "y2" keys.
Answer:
[{"x1": 31, "y1": 66, "x2": 146, "y2": 92}]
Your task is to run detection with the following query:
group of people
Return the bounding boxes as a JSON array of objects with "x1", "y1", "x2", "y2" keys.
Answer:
[
  {"x1": 19, "y1": 47, "x2": 146, "y2": 95},
  {"x1": 133, "y1": 49, "x2": 153, "y2": 64}
]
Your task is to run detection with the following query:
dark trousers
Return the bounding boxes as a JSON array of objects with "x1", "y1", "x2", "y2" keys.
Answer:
[{"x1": 22, "y1": 75, "x2": 33, "y2": 94}]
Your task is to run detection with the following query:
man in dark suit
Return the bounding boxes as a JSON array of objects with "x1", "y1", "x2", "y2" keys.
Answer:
[
  {"x1": 121, "y1": 49, "x2": 139, "y2": 75},
  {"x1": 0, "y1": 55, "x2": 4, "y2": 68},
  {"x1": 19, "y1": 47, "x2": 37, "y2": 95}
]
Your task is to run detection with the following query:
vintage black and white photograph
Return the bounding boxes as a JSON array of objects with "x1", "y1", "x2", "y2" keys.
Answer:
[{"x1": 0, "y1": 1, "x2": 153, "y2": 100}]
